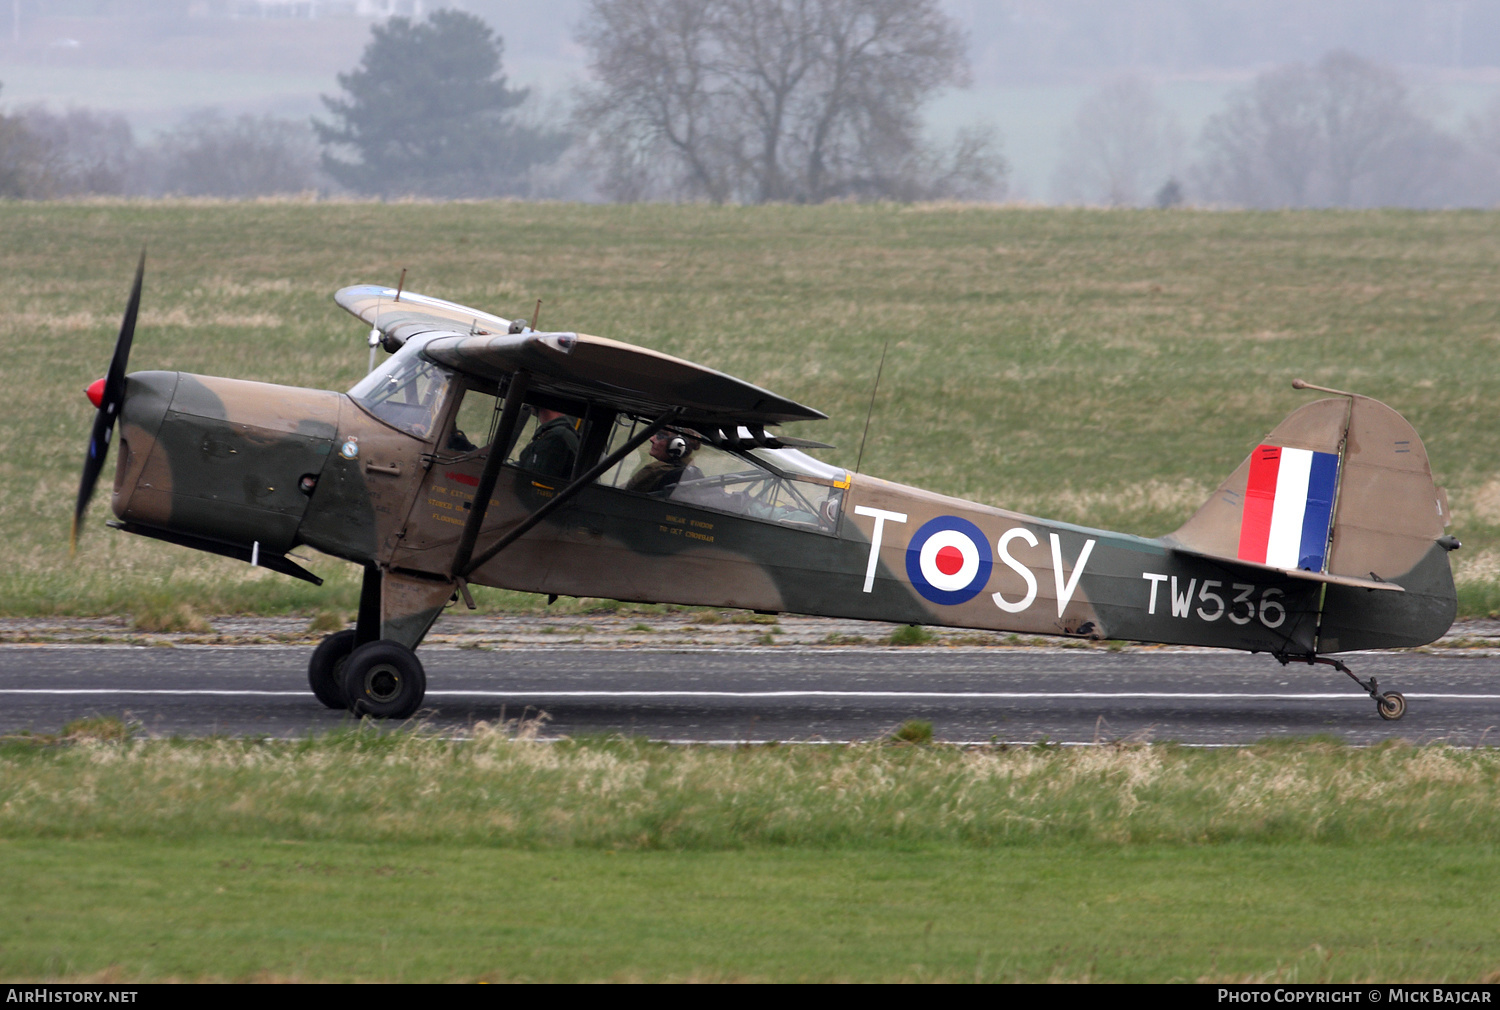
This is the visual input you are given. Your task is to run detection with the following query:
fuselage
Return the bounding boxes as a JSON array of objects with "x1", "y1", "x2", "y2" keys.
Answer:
[{"x1": 112, "y1": 366, "x2": 1457, "y2": 658}]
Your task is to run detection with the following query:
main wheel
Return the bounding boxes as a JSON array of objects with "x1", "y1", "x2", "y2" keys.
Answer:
[
  {"x1": 1377, "y1": 691, "x2": 1407, "y2": 721},
  {"x1": 342, "y1": 640, "x2": 427, "y2": 719},
  {"x1": 308, "y1": 629, "x2": 358, "y2": 709}
]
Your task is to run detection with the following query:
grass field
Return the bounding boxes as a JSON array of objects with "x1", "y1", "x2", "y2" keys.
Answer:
[
  {"x1": 11, "y1": 839, "x2": 1498, "y2": 982},
  {"x1": 5, "y1": 200, "x2": 1500, "y2": 621},
  {"x1": 3, "y1": 729, "x2": 1499, "y2": 982}
]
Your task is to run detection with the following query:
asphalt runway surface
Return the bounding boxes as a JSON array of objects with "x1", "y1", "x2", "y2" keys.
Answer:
[{"x1": 2, "y1": 643, "x2": 1497, "y2": 745}]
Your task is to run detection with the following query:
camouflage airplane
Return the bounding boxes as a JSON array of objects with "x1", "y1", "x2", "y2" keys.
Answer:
[{"x1": 74, "y1": 257, "x2": 1459, "y2": 721}]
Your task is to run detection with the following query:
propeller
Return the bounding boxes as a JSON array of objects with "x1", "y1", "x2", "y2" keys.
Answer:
[{"x1": 71, "y1": 252, "x2": 144, "y2": 555}]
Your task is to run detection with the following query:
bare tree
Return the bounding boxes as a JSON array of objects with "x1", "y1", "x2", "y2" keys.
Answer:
[
  {"x1": 1051, "y1": 76, "x2": 1182, "y2": 206},
  {"x1": 1197, "y1": 63, "x2": 1323, "y2": 207},
  {"x1": 901, "y1": 123, "x2": 1008, "y2": 201},
  {"x1": 574, "y1": 0, "x2": 1000, "y2": 203},
  {"x1": 1458, "y1": 95, "x2": 1500, "y2": 207},
  {"x1": 0, "y1": 84, "x2": 58, "y2": 198},
  {"x1": 146, "y1": 111, "x2": 320, "y2": 198},
  {"x1": 18, "y1": 106, "x2": 136, "y2": 195},
  {"x1": 574, "y1": 0, "x2": 731, "y2": 202},
  {"x1": 1195, "y1": 51, "x2": 1451, "y2": 208},
  {"x1": 716, "y1": 0, "x2": 821, "y2": 202},
  {"x1": 1317, "y1": 51, "x2": 1423, "y2": 206},
  {"x1": 1, "y1": 98, "x2": 329, "y2": 200}
]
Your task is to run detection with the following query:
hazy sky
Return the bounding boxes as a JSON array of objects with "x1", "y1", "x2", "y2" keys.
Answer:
[{"x1": 4, "y1": 0, "x2": 1499, "y2": 198}]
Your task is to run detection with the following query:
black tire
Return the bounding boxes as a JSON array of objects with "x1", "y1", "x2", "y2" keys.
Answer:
[
  {"x1": 342, "y1": 640, "x2": 427, "y2": 719},
  {"x1": 308, "y1": 629, "x2": 358, "y2": 709},
  {"x1": 1377, "y1": 691, "x2": 1407, "y2": 721}
]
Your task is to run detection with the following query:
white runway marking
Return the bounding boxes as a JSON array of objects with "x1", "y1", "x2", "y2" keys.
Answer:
[
  {"x1": 4, "y1": 689, "x2": 1499, "y2": 702},
  {"x1": 439, "y1": 691, "x2": 1500, "y2": 701},
  {"x1": 1, "y1": 689, "x2": 309, "y2": 696}
]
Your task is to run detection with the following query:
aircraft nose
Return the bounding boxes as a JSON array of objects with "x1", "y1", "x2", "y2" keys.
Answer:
[
  {"x1": 111, "y1": 371, "x2": 178, "y2": 512},
  {"x1": 119, "y1": 371, "x2": 177, "y2": 437},
  {"x1": 85, "y1": 378, "x2": 106, "y2": 409}
]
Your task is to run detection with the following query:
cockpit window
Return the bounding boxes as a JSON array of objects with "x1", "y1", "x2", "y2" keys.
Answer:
[
  {"x1": 349, "y1": 340, "x2": 454, "y2": 440},
  {"x1": 597, "y1": 417, "x2": 845, "y2": 533},
  {"x1": 446, "y1": 385, "x2": 502, "y2": 455}
]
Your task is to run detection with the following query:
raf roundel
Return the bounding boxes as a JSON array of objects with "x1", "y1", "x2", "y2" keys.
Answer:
[{"x1": 905, "y1": 516, "x2": 993, "y2": 606}]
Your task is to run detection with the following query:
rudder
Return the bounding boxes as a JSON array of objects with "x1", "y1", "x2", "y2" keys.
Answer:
[{"x1": 1165, "y1": 386, "x2": 1455, "y2": 650}]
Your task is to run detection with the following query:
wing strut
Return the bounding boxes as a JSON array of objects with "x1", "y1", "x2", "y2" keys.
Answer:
[
  {"x1": 450, "y1": 370, "x2": 533, "y2": 577},
  {"x1": 457, "y1": 406, "x2": 682, "y2": 580}
]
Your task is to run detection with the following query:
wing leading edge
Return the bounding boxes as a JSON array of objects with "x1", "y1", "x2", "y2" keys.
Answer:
[{"x1": 336, "y1": 285, "x2": 513, "y2": 338}]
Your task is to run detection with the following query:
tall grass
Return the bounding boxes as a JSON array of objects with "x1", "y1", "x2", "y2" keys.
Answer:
[{"x1": 4, "y1": 732, "x2": 1499, "y2": 849}]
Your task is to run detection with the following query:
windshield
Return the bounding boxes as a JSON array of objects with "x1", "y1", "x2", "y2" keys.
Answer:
[
  {"x1": 746, "y1": 445, "x2": 847, "y2": 486},
  {"x1": 348, "y1": 338, "x2": 454, "y2": 439}
]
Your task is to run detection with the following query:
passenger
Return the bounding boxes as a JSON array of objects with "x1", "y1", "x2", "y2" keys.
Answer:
[
  {"x1": 517, "y1": 408, "x2": 580, "y2": 479},
  {"x1": 626, "y1": 429, "x2": 702, "y2": 495}
]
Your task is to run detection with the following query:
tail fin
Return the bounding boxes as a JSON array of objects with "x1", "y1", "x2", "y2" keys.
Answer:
[
  {"x1": 1169, "y1": 387, "x2": 1449, "y2": 578},
  {"x1": 1166, "y1": 385, "x2": 1455, "y2": 650}
]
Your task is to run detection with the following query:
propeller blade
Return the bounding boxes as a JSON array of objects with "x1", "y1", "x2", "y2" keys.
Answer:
[
  {"x1": 71, "y1": 252, "x2": 145, "y2": 555},
  {"x1": 71, "y1": 409, "x2": 114, "y2": 553},
  {"x1": 103, "y1": 251, "x2": 145, "y2": 421}
]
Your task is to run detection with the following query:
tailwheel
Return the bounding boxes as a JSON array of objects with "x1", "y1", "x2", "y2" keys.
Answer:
[
  {"x1": 1293, "y1": 654, "x2": 1410, "y2": 722},
  {"x1": 308, "y1": 629, "x2": 358, "y2": 709},
  {"x1": 342, "y1": 640, "x2": 427, "y2": 719},
  {"x1": 1377, "y1": 691, "x2": 1407, "y2": 721}
]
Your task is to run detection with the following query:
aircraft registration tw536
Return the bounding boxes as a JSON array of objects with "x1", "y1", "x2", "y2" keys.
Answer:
[{"x1": 73, "y1": 257, "x2": 1459, "y2": 721}]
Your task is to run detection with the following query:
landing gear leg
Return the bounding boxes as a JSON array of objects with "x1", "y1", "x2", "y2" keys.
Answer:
[
  {"x1": 1287, "y1": 654, "x2": 1407, "y2": 721},
  {"x1": 356, "y1": 564, "x2": 382, "y2": 647},
  {"x1": 337, "y1": 568, "x2": 446, "y2": 718},
  {"x1": 306, "y1": 566, "x2": 385, "y2": 710}
]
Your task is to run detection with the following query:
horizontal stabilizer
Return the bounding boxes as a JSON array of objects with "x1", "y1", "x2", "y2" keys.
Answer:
[{"x1": 1169, "y1": 545, "x2": 1402, "y2": 592}]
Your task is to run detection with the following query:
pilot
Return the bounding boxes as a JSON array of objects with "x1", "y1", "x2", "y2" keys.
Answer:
[
  {"x1": 516, "y1": 407, "x2": 580, "y2": 478},
  {"x1": 626, "y1": 428, "x2": 702, "y2": 495}
]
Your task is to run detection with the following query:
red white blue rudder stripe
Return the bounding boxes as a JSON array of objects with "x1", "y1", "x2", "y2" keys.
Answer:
[{"x1": 1237, "y1": 445, "x2": 1339, "y2": 571}]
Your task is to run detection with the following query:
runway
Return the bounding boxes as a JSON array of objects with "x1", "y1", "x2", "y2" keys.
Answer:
[{"x1": 2, "y1": 642, "x2": 1496, "y2": 745}]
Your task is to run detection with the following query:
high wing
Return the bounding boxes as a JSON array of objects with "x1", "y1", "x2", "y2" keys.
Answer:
[
  {"x1": 336, "y1": 285, "x2": 826, "y2": 431},
  {"x1": 336, "y1": 284, "x2": 514, "y2": 339}
]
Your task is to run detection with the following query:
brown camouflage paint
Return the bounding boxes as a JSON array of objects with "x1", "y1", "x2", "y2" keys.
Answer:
[{"x1": 107, "y1": 323, "x2": 1455, "y2": 663}]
